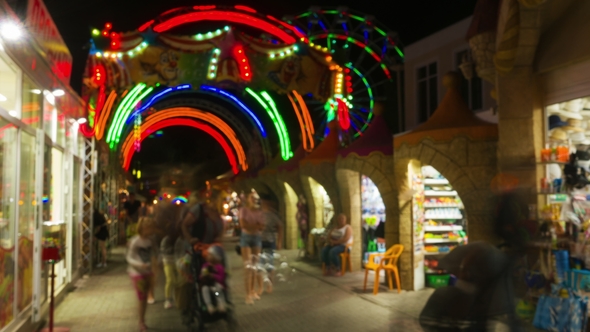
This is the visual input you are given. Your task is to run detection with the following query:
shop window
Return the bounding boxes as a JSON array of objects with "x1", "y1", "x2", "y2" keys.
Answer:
[
  {"x1": 57, "y1": 113, "x2": 65, "y2": 147},
  {"x1": 361, "y1": 176, "x2": 386, "y2": 265},
  {"x1": 40, "y1": 144, "x2": 51, "y2": 304},
  {"x1": 416, "y1": 62, "x2": 438, "y2": 123},
  {"x1": 0, "y1": 118, "x2": 18, "y2": 329},
  {"x1": 0, "y1": 52, "x2": 20, "y2": 118},
  {"x1": 17, "y1": 131, "x2": 36, "y2": 312},
  {"x1": 71, "y1": 160, "x2": 81, "y2": 271},
  {"x1": 43, "y1": 92, "x2": 57, "y2": 142},
  {"x1": 21, "y1": 77, "x2": 42, "y2": 128},
  {"x1": 455, "y1": 50, "x2": 483, "y2": 111}
]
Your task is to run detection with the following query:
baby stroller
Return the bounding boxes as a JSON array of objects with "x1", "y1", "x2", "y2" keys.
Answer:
[{"x1": 183, "y1": 243, "x2": 237, "y2": 332}]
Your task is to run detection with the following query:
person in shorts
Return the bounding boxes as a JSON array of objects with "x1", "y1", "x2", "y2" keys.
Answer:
[{"x1": 258, "y1": 196, "x2": 283, "y2": 294}]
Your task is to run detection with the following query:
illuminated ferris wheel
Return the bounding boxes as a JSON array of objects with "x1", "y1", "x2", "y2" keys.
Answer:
[{"x1": 285, "y1": 7, "x2": 404, "y2": 141}]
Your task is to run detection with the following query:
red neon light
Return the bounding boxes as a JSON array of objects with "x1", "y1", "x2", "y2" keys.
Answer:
[
  {"x1": 94, "y1": 85, "x2": 107, "y2": 124},
  {"x1": 153, "y1": 11, "x2": 296, "y2": 44},
  {"x1": 193, "y1": 5, "x2": 216, "y2": 10},
  {"x1": 138, "y1": 20, "x2": 155, "y2": 32},
  {"x1": 232, "y1": 45, "x2": 252, "y2": 81},
  {"x1": 105, "y1": 23, "x2": 112, "y2": 30},
  {"x1": 101, "y1": 30, "x2": 108, "y2": 37},
  {"x1": 336, "y1": 98, "x2": 350, "y2": 131},
  {"x1": 266, "y1": 15, "x2": 307, "y2": 42},
  {"x1": 235, "y1": 5, "x2": 256, "y2": 13},
  {"x1": 123, "y1": 118, "x2": 239, "y2": 174},
  {"x1": 92, "y1": 64, "x2": 106, "y2": 86}
]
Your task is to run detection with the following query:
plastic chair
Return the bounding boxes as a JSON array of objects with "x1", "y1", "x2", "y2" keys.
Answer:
[
  {"x1": 322, "y1": 243, "x2": 353, "y2": 275},
  {"x1": 363, "y1": 244, "x2": 404, "y2": 295},
  {"x1": 339, "y1": 244, "x2": 353, "y2": 275}
]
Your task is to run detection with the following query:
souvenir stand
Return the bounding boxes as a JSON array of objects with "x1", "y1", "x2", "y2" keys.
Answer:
[{"x1": 393, "y1": 72, "x2": 498, "y2": 290}]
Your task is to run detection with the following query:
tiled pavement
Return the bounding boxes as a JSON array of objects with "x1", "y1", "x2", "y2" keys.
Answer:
[{"x1": 49, "y1": 238, "x2": 423, "y2": 332}]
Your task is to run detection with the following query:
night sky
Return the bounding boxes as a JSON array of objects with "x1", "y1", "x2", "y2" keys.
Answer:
[{"x1": 33, "y1": 0, "x2": 477, "y2": 183}]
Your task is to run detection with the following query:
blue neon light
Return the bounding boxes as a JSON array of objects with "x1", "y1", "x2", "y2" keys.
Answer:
[
  {"x1": 126, "y1": 84, "x2": 192, "y2": 124},
  {"x1": 318, "y1": 21, "x2": 327, "y2": 32},
  {"x1": 200, "y1": 85, "x2": 267, "y2": 137}
]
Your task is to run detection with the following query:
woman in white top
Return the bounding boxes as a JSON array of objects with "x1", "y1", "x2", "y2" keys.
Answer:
[{"x1": 321, "y1": 213, "x2": 353, "y2": 277}]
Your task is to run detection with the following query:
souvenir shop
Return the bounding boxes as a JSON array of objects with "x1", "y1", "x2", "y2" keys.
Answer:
[
  {"x1": 408, "y1": 162, "x2": 468, "y2": 290},
  {"x1": 361, "y1": 175, "x2": 387, "y2": 264}
]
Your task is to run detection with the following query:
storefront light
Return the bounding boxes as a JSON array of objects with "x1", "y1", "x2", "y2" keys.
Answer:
[
  {"x1": 31, "y1": 89, "x2": 41, "y2": 94},
  {"x1": 52, "y1": 89, "x2": 65, "y2": 97},
  {"x1": 43, "y1": 90, "x2": 55, "y2": 105},
  {"x1": 0, "y1": 93, "x2": 6, "y2": 101},
  {"x1": 0, "y1": 21, "x2": 23, "y2": 41},
  {"x1": 77, "y1": 118, "x2": 87, "y2": 124},
  {"x1": 153, "y1": 199, "x2": 158, "y2": 204},
  {"x1": 8, "y1": 110, "x2": 17, "y2": 117}
]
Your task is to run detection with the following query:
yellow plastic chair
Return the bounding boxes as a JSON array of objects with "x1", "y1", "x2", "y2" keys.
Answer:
[
  {"x1": 363, "y1": 244, "x2": 404, "y2": 295},
  {"x1": 322, "y1": 243, "x2": 353, "y2": 275},
  {"x1": 339, "y1": 243, "x2": 353, "y2": 275}
]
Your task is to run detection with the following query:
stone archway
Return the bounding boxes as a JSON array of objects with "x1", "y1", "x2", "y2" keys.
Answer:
[
  {"x1": 299, "y1": 162, "x2": 341, "y2": 230},
  {"x1": 393, "y1": 137, "x2": 497, "y2": 290},
  {"x1": 282, "y1": 182, "x2": 299, "y2": 250},
  {"x1": 336, "y1": 153, "x2": 397, "y2": 272}
]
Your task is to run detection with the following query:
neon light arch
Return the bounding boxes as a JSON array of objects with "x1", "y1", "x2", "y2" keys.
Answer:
[
  {"x1": 120, "y1": 108, "x2": 248, "y2": 172},
  {"x1": 124, "y1": 118, "x2": 240, "y2": 174},
  {"x1": 147, "y1": 7, "x2": 299, "y2": 44}
]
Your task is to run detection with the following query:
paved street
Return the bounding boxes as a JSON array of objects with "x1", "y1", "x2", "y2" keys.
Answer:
[{"x1": 51, "y1": 239, "x2": 423, "y2": 332}]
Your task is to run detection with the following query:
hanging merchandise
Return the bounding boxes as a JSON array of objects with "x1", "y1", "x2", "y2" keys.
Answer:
[{"x1": 361, "y1": 176, "x2": 386, "y2": 265}]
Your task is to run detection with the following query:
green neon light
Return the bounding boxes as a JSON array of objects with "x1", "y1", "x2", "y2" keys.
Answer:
[
  {"x1": 106, "y1": 84, "x2": 145, "y2": 144},
  {"x1": 324, "y1": 99, "x2": 336, "y2": 122},
  {"x1": 346, "y1": 63, "x2": 374, "y2": 137},
  {"x1": 395, "y1": 46, "x2": 404, "y2": 58},
  {"x1": 108, "y1": 85, "x2": 146, "y2": 146},
  {"x1": 324, "y1": 10, "x2": 338, "y2": 14},
  {"x1": 261, "y1": 91, "x2": 292, "y2": 159},
  {"x1": 245, "y1": 88, "x2": 292, "y2": 160},
  {"x1": 114, "y1": 86, "x2": 154, "y2": 144}
]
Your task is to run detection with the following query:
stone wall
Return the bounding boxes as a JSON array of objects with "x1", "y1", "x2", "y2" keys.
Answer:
[
  {"x1": 393, "y1": 136, "x2": 498, "y2": 290},
  {"x1": 299, "y1": 162, "x2": 341, "y2": 229}
]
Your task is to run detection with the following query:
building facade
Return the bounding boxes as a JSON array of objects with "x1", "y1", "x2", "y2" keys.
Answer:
[
  {"x1": 0, "y1": 2, "x2": 88, "y2": 331},
  {"x1": 403, "y1": 16, "x2": 497, "y2": 130}
]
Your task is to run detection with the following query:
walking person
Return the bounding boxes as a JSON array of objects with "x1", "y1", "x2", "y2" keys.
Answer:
[
  {"x1": 321, "y1": 213, "x2": 353, "y2": 277},
  {"x1": 160, "y1": 203, "x2": 183, "y2": 309},
  {"x1": 126, "y1": 217, "x2": 156, "y2": 332},
  {"x1": 258, "y1": 195, "x2": 283, "y2": 294},
  {"x1": 124, "y1": 193, "x2": 142, "y2": 239},
  {"x1": 93, "y1": 208, "x2": 109, "y2": 268},
  {"x1": 238, "y1": 192, "x2": 263, "y2": 304}
]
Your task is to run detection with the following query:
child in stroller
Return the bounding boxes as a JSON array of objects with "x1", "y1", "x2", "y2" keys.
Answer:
[{"x1": 200, "y1": 246, "x2": 227, "y2": 314}]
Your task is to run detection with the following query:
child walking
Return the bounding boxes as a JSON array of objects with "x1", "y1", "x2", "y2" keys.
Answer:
[
  {"x1": 160, "y1": 225, "x2": 180, "y2": 309},
  {"x1": 126, "y1": 218, "x2": 154, "y2": 332},
  {"x1": 200, "y1": 246, "x2": 227, "y2": 314}
]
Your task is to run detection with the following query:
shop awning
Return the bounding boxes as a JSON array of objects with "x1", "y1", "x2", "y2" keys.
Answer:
[
  {"x1": 300, "y1": 121, "x2": 340, "y2": 166},
  {"x1": 338, "y1": 109, "x2": 393, "y2": 158},
  {"x1": 394, "y1": 72, "x2": 498, "y2": 149},
  {"x1": 277, "y1": 144, "x2": 307, "y2": 172}
]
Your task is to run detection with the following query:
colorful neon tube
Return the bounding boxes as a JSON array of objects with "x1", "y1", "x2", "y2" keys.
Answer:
[
  {"x1": 120, "y1": 108, "x2": 247, "y2": 171},
  {"x1": 345, "y1": 63, "x2": 374, "y2": 137},
  {"x1": 95, "y1": 90, "x2": 117, "y2": 140},
  {"x1": 113, "y1": 86, "x2": 154, "y2": 144},
  {"x1": 287, "y1": 92, "x2": 314, "y2": 152},
  {"x1": 126, "y1": 84, "x2": 192, "y2": 123},
  {"x1": 123, "y1": 118, "x2": 239, "y2": 174},
  {"x1": 106, "y1": 83, "x2": 145, "y2": 145},
  {"x1": 199, "y1": 85, "x2": 266, "y2": 137},
  {"x1": 245, "y1": 88, "x2": 292, "y2": 160},
  {"x1": 152, "y1": 11, "x2": 297, "y2": 44}
]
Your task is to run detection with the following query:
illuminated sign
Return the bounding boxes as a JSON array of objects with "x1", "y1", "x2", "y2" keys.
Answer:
[{"x1": 26, "y1": 0, "x2": 73, "y2": 84}]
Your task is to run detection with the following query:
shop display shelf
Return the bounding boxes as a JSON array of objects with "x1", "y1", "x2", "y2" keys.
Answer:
[
  {"x1": 424, "y1": 190, "x2": 458, "y2": 197},
  {"x1": 424, "y1": 204, "x2": 461, "y2": 208},
  {"x1": 424, "y1": 179, "x2": 450, "y2": 185},
  {"x1": 424, "y1": 238, "x2": 463, "y2": 244},
  {"x1": 424, "y1": 225, "x2": 463, "y2": 231},
  {"x1": 537, "y1": 161, "x2": 567, "y2": 165},
  {"x1": 424, "y1": 216, "x2": 463, "y2": 220},
  {"x1": 424, "y1": 251, "x2": 446, "y2": 255}
]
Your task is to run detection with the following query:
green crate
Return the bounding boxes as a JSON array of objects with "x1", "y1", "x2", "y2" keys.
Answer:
[{"x1": 426, "y1": 274, "x2": 450, "y2": 288}]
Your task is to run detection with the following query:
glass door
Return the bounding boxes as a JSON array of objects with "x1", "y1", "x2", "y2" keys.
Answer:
[
  {"x1": 0, "y1": 119, "x2": 18, "y2": 329},
  {"x1": 16, "y1": 131, "x2": 36, "y2": 314}
]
